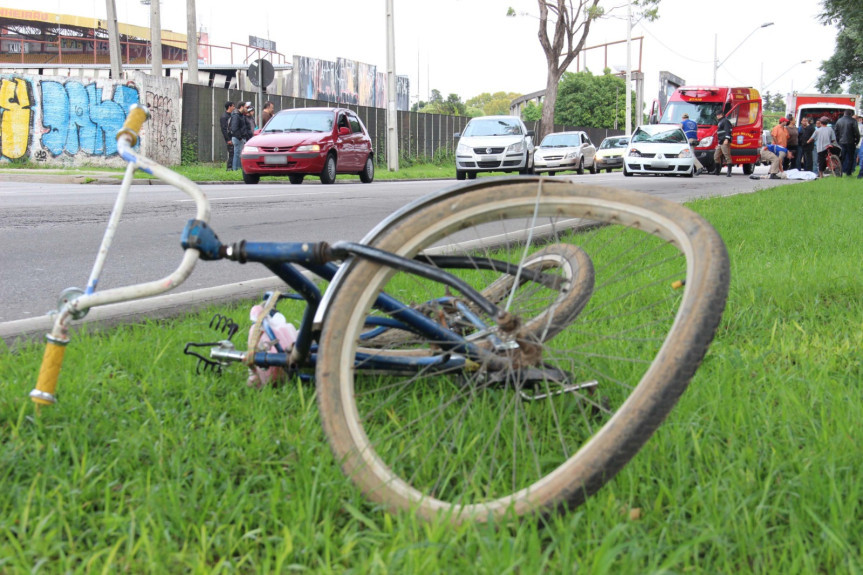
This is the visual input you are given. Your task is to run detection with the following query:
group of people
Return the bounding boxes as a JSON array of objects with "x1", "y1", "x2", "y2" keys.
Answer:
[
  {"x1": 761, "y1": 109, "x2": 861, "y2": 179},
  {"x1": 219, "y1": 100, "x2": 276, "y2": 171}
]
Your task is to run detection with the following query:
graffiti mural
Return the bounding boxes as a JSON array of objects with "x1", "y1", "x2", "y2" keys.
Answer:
[
  {"x1": 0, "y1": 73, "x2": 180, "y2": 166},
  {"x1": 0, "y1": 77, "x2": 33, "y2": 159},
  {"x1": 41, "y1": 80, "x2": 139, "y2": 157},
  {"x1": 292, "y1": 55, "x2": 409, "y2": 111},
  {"x1": 357, "y1": 62, "x2": 376, "y2": 108}
]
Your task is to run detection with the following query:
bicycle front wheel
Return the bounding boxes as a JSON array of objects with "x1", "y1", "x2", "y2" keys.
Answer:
[{"x1": 316, "y1": 178, "x2": 730, "y2": 523}]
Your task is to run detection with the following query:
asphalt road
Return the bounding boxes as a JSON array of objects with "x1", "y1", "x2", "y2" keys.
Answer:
[{"x1": 0, "y1": 167, "x2": 796, "y2": 344}]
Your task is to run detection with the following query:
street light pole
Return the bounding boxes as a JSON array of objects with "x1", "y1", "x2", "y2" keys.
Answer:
[
  {"x1": 186, "y1": 0, "x2": 198, "y2": 85},
  {"x1": 763, "y1": 60, "x2": 812, "y2": 93},
  {"x1": 625, "y1": 0, "x2": 632, "y2": 135},
  {"x1": 713, "y1": 22, "x2": 773, "y2": 84},
  {"x1": 104, "y1": 0, "x2": 123, "y2": 80}
]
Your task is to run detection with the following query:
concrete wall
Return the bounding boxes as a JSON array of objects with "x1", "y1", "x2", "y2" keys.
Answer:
[{"x1": 0, "y1": 71, "x2": 180, "y2": 166}]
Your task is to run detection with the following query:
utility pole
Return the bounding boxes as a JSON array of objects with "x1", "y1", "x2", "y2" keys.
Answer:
[
  {"x1": 186, "y1": 0, "x2": 198, "y2": 84},
  {"x1": 625, "y1": 0, "x2": 632, "y2": 136},
  {"x1": 386, "y1": 0, "x2": 398, "y2": 171},
  {"x1": 150, "y1": 0, "x2": 163, "y2": 76},
  {"x1": 105, "y1": 0, "x2": 123, "y2": 79}
]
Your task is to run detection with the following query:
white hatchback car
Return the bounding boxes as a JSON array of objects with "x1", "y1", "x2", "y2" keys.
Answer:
[
  {"x1": 455, "y1": 115, "x2": 535, "y2": 180},
  {"x1": 533, "y1": 131, "x2": 597, "y2": 175},
  {"x1": 623, "y1": 124, "x2": 696, "y2": 177}
]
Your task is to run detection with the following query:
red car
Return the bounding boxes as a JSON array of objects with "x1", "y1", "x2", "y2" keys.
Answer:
[{"x1": 239, "y1": 107, "x2": 375, "y2": 185}]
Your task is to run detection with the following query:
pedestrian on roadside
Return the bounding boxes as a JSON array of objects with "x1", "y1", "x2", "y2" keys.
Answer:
[
  {"x1": 681, "y1": 113, "x2": 704, "y2": 175},
  {"x1": 220, "y1": 101, "x2": 235, "y2": 171},
  {"x1": 244, "y1": 101, "x2": 257, "y2": 136},
  {"x1": 760, "y1": 143, "x2": 787, "y2": 179},
  {"x1": 806, "y1": 117, "x2": 838, "y2": 178},
  {"x1": 261, "y1": 101, "x2": 275, "y2": 127},
  {"x1": 798, "y1": 117, "x2": 816, "y2": 174},
  {"x1": 230, "y1": 101, "x2": 250, "y2": 171},
  {"x1": 784, "y1": 117, "x2": 798, "y2": 170},
  {"x1": 771, "y1": 117, "x2": 789, "y2": 150},
  {"x1": 713, "y1": 109, "x2": 733, "y2": 177},
  {"x1": 834, "y1": 109, "x2": 860, "y2": 176}
]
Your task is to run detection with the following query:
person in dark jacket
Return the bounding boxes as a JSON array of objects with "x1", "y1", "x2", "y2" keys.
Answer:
[
  {"x1": 784, "y1": 118, "x2": 798, "y2": 171},
  {"x1": 713, "y1": 109, "x2": 733, "y2": 177},
  {"x1": 229, "y1": 101, "x2": 249, "y2": 171},
  {"x1": 834, "y1": 109, "x2": 860, "y2": 176},
  {"x1": 261, "y1": 101, "x2": 275, "y2": 127},
  {"x1": 220, "y1": 101, "x2": 235, "y2": 171},
  {"x1": 799, "y1": 116, "x2": 816, "y2": 173}
]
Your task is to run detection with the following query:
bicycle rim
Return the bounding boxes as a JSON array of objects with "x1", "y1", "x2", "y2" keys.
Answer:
[{"x1": 316, "y1": 179, "x2": 729, "y2": 523}]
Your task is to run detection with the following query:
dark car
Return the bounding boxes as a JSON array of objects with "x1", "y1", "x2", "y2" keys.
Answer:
[{"x1": 240, "y1": 107, "x2": 374, "y2": 185}]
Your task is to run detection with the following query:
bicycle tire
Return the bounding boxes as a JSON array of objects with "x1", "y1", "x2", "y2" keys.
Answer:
[
  {"x1": 827, "y1": 155, "x2": 842, "y2": 177},
  {"x1": 316, "y1": 178, "x2": 730, "y2": 523}
]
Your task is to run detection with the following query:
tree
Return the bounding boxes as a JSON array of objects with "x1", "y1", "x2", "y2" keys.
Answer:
[
  {"x1": 554, "y1": 69, "x2": 635, "y2": 128},
  {"x1": 817, "y1": 0, "x2": 863, "y2": 92},
  {"x1": 413, "y1": 89, "x2": 467, "y2": 115},
  {"x1": 466, "y1": 91, "x2": 523, "y2": 116},
  {"x1": 523, "y1": 101, "x2": 543, "y2": 122},
  {"x1": 761, "y1": 91, "x2": 786, "y2": 115},
  {"x1": 529, "y1": 0, "x2": 659, "y2": 139}
]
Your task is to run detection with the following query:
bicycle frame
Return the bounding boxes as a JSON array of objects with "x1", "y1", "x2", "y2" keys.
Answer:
[{"x1": 31, "y1": 105, "x2": 531, "y2": 406}]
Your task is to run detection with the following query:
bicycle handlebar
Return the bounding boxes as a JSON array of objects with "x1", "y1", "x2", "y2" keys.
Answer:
[{"x1": 31, "y1": 104, "x2": 212, "y2": 406}]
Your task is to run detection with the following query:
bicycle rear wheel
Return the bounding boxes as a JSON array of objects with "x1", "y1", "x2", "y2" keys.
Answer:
[
  {"x1": 316, "y1": 178, "x2": 730, "y2": 523},
  {"x1": 827, "y1": 154, "x2": 842, "y2": 177}
]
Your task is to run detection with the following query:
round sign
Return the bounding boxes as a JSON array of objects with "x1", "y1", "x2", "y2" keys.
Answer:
[{"x1": 248, "y1": 59, "x2": 275, "y2": 88}]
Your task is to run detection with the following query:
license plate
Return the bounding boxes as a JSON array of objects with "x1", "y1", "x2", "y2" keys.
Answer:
[
  {"x1": 481, "y1": 155, "x2": 497, "y2": 162},
  {"x1": 264, "y1": 155, "x2": 288, "y2": 165}
]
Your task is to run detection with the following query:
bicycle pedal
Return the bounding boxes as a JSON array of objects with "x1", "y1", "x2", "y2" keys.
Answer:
[{"x1": 184, "y1": 340, "x2": 232, "y2": 376}]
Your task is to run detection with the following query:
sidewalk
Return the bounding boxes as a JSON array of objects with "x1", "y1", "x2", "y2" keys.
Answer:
[{"x1": 0, "y1": 168, "x2": 140, "y2": 186}]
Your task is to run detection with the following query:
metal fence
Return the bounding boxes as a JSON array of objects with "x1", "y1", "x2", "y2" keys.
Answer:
[{"x1": 181, "y1": 83, "x2": 625, "y2": 166}]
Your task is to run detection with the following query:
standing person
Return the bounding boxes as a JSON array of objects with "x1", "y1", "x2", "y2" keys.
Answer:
[
  {"x1": 244, "y1": 101, "x2": 257, "y2": 136},
  {"x1": 229, "y1": 101, "x2": 249, "y2": 172},
  {"x1": 834, "y1": 109, "x2": 860, "y2": 176},
  {"x1": 681, "y1": 113, "x2": 704, "y2": 175},
  {"x1": 798, "y1": 117, "x2": 816, "y2": 174},
  {"x1": 713, "y1": 109, "x2": 733, "y2": 177},
  {"x1": 784, "y1": 117, "x2": 798, "y2": 171},
  {"x1": 806, "y1": 117, "x2": 838, "y2": 178},
  {"x1": 261, "y1": 101, "x2": 275, "y2": 127},
  {"x1": 771, "y1": 117, "x2": 789, "y2": 150},
  {"x1": 220, "y1": 101, "x2": 235, "y2": 171}
]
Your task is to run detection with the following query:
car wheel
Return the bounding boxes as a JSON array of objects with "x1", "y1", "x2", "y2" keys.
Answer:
[
  {"x1": 623, "y1": 165, "x2": 633, "y2": 177},
  {"x1": 320, "y1": 154, "x2": 337, "y2": 185},
  {"x1": 588, "y1": 159, "x2": 597, "y2": 174},
  {"x1": 289, "y1": 174, "x2": 305, "y2": 185},
  {"x1": 576, "y1": 158, "x2": 584, "y2": 175},
  {"x1": 242, "y1": 170, "x2": 260, "y2": 185},
  {"x1": 606, "y1": 168, "x2": 612, "y2": 173},
  {"x1": 548, "y1": 171, "x2": 556, "y2": 177},
  {"x1": 467, "y1": 171, "x2": 477, "y2": 180},
  {"x1": 742, "y1": 163, "x2": 754, "y2": 175},
  {"x1": 684, "y1": 165, "x2": 695, "y2": 178},
  {"x1": 456, "y1": 170, "x2": 466, "y2": 181},
  {"x1": 359, "y1": 156, "x2": 375, "y2": 183}
]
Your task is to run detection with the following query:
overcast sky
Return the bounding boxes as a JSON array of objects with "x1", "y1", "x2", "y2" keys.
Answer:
[{"x1": 8, "y1": 0, "x2": 841, "y2": 108}]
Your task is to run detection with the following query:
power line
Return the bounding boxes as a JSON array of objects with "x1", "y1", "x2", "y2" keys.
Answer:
[{"x1": 635, "y1": 22, "x2": 711, "y2": 64}]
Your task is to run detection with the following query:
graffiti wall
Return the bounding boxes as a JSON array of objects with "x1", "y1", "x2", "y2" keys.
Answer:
[
  {"x1": 0, "y1": 72, "x2": 180, "y2": 166},
  {"x1": 292, "y1": 54, "x2": 409, "y2": 111}
]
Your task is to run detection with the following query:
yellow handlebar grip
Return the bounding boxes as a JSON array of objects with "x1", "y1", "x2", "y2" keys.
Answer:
[
  {"x1": 116, "y1": 104, "x2": 150, "y2": 146},
  {"x1": 30, "y1": 337, "x2": 68, "y2": 406}
]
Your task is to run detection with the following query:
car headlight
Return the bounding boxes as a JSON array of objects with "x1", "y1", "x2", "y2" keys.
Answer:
[
  {"x1": 295, "y1": 144, "x2": 321, "y2": 152},
  {"x1": 679, "y1": 148, "x2": 692, "y2": 158},
  {"x1": 457, "y1": 143, "x2": 472, "y2": 155},
  {"x1": 698, "y1": 136, "x2": 713, "y2": 148},
  {"x1": 564, "y1": 151, "x2": 578, "y2": 160},
  {"x1": 507, "y1": 141, "x2": 525, "y2": 154},
  {"x1": 627, "y1": 148, "x2": 643, "y2": 157},
  {"x1": 243, "y1": 145, "x2": 259, "y2": 153}
]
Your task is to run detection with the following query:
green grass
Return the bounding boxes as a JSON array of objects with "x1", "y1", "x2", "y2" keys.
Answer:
[{"x1": 2, "y1": 179, "x2": 863, "y2": 572}]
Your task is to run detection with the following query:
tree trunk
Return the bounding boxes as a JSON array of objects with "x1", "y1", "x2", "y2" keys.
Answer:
[{"x1": 539, "y1": 65, "x2": 562, "y2": 141}]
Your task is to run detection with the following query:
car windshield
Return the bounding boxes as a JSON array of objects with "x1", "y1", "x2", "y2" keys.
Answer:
[
  {"x1": 631, "y1": 126, "x2": 687, "y2": 144},
  {"x1": 540, "y1": 133, "x2": 580, "y2": 147},
  {"x1": 599, "y1": 137, "x2": 629, "y2": 149},
  {"x1": 264, "y1": 110, "x2": 334, "y2": 133},
  {"x1": 660, "y1": 102, "x2": 723, "y2": 126},
  {"x1": 462, "y1": 118, "x2": 523, "y2": 137}
]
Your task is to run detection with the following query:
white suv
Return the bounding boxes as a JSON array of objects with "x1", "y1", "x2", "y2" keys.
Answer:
[{"x1": 455, "y1": 115, "x2": 535, "y2": 180}]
